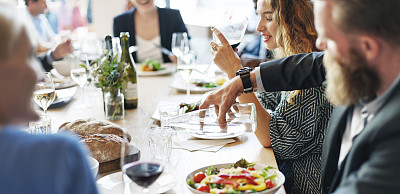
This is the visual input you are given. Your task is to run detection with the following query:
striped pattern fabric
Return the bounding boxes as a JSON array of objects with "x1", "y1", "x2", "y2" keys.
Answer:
[{"x1": 257, "y1": 86, "x2": 334, "y2": 194}]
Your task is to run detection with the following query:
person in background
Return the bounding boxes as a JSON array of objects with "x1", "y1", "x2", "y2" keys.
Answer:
[
  {"x1": 0, "y1": 3, "x2": 98, "y2": 194},
  {"x1": 202, "y1": 0, "x2": 400, "y2": 193},
  {"x1": 209, "y1": 0, "x2": 334, "y2": 193},
  {"x1": 113, "y1": 0, "x2": 188, "y2": 63},
  {"x1": 239, "y1": 0, "x2": 273, "y2": 69},
  {"x1": 38, "y1": 39, "x2": 73, "y2": 72},
  {"x1": 22, "y1": 0, "x2": 73, "y2": 71},
  {"x1": 124, "y1": 0, "x2": 134, "y2": 12},
  {"x1": 23, "y1": 0, "x2": 55, "y2": 51}
]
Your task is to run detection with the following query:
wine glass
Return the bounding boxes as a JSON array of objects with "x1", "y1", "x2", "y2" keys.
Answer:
[
  {"x1": 121, "y1": 130, "x2": 164, "y2": 194},
  {"x1": 171, "y1": 32, "x2": 189, "y2": 65},
  {"x1": 205, "y1": 11, "x2": 249, "y2": 74},
  {"x1": 177, "y1": 50, "x2": 196, "y2": 101},
  {"x1": 33, "y1": 72, "x2": 56, "y2": 120},
  {"x1": 70, "y1": 54, "x2": 88, "y2": 108}
]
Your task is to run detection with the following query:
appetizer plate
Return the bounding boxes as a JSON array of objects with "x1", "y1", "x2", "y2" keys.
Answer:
[
  {"x1": 188, "y1": 131, "x2": 245, "y2": 140},
  {"x1": 186, "y1": 163, "x2": 285, "y2": 194},
  {"x1": 170, "y1": 75, "x2": 220, "y2": 94},
  {"x1": 137, "y1": 63, "x2": 175, "y2": 76},
  {"x1": 49, "y1": 86, "x2": 78, "y2": 108},
  {"x1": 97, "y1": 171, "x2": 176, "y2": 194}
]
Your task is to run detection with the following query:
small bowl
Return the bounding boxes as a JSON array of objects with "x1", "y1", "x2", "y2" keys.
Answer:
[
  {"x1": 52, "y1": 60, "x2": 71, "y2": 77},
  {"x1": 87, "y1": 156, "x2": 99, "y2": 178}
]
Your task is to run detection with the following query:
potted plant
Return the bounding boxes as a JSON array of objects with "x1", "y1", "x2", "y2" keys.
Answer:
[{"x1": 88, "y1": 53, "x2": 128, "y2": 120}]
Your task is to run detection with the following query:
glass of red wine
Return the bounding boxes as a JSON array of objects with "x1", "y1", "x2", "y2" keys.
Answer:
[
  {"x1": 121, "y1": 131, "x2": 164, "y2": 193},
  {"x1": 204, "y1": 10, "x2": 249, "y2": 74}
]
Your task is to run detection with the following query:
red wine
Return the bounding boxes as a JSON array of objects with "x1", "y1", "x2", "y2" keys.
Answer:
[
  {"x1": 124, "y1": 162, "x2": 163, "y2": 187},
  {"x1": 231, "y1": 42, "x2": 241, "y2": 49}
]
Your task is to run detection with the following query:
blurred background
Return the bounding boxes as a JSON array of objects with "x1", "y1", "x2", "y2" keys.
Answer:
[{"x1": 15, "y1": 0, "x2": 259, "y2": 63}]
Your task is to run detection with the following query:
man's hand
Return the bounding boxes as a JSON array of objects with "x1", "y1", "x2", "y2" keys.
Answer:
[
  {"x1": 52, "y1": 39, "x2": 73, "y2": 60},
  {"x1": 200, "y1": 76, "x2": 244, "y2": 129}
]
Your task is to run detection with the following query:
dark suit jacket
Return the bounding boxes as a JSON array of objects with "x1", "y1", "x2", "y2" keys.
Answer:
[
  {"x1": 113, "y1": 7, "x2": 188, "y2": 63},
  {"x1": 38, "y1": 53, "x2": 53, "y2": 72},
  {"x1": 259, "y1": 52, "x2": 400, "y2": 194}
]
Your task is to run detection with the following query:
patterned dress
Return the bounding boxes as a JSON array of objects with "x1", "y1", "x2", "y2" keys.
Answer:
[{"x1": 257, "y1": 86, "x2": 334, "y2": 194}]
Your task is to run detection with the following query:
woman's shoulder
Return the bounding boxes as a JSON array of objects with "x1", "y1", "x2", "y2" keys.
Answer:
[{"x1": 158, "y1": 7, "x2": 181, "y2": 15}]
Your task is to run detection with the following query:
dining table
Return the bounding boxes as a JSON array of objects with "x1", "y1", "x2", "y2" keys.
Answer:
[{"x1": 48, "y1": 66, "x2": 286, "y2": 194}]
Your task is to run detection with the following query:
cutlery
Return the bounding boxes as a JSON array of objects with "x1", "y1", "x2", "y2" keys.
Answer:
[{"x1": 153, "y1": 44, "x2": 173, "y2": 56}]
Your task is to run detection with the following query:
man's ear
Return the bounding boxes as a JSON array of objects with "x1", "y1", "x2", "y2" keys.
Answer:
[{"x1": 359, "y1": 36, "x2": 380, "y2": 62}]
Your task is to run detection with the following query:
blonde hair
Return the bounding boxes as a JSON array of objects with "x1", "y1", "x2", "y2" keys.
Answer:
[
  {"x1": 0, "y1": 2, "x2": 25, "y2": 61},
  {"x1": 267, "y1": 0, "x2": 318, "y2": 104}
]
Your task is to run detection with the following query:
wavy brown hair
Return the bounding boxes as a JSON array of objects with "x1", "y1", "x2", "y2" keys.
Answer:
[{"x1": 267, "y1": 0, "x2": 319, "y2": 103}]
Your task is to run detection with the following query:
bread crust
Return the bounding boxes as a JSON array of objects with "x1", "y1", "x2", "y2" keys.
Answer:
[
  {"x1": 59, "y1": 118, "x2": 131, "y2": 163},
  {"x1": 59, "y1": 118, "x2": 131, "y2": 142},
  {"x1": 81, "y1": 134, "x2": 129, "y2": 163}
]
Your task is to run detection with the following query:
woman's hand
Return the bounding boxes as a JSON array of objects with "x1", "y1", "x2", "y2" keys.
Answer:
[{"x1": 210, "y1": 28, "x2": 242, "y2": 79}]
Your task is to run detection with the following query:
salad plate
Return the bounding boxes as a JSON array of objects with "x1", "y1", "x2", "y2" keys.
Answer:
[
  {"x1": 170, "y1": 75, "x2": 220, "y2": 94},
  {"x1": 137, "y1": 63, "x2": 175, "y2": 76},
  {"x1": 186, "y1": 162, "x2": 285, "y2": 194},
  {"x1": 97, "y1": 171, "x2": 176, "y2": 194}
]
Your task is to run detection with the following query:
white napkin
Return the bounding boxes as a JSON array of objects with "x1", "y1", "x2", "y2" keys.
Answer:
[{"x1": 173, "y1": 139, "x2": 235, "y2": 152}]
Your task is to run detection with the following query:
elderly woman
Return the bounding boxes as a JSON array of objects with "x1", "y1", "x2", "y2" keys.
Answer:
[
  {"x1": 0, "y1": 3, "x2": 98, "y2": 194},
  {"x1": 209, "y1": 0, "x2": 334, "y2": 193}
]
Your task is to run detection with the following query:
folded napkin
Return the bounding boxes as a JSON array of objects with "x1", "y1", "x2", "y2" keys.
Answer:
[{"x1": 173, "y1": 138, "x2": 235, "y2": 152}]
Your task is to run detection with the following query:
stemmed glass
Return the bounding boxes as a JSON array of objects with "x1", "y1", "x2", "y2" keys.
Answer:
[
  {"x1": 33, "y1": 72, "x2": 56, "y2": 120},
  {"x1": 121, "y1": 130, "x2": 164, "y2": 194},
  {"x1": 171, "y1": 32, "x2": 189, "y2": 64},
  {"x1": 205, "y1": 11, "x2": 249, "y2": 74},
  {"x1": 70, "y1": 54, "x2": 89, "y2": 108},
  {"x1": 177, "y1": 50, "x2": 196, "y2": 101}
]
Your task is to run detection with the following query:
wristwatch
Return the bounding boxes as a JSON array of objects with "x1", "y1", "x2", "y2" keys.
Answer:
[{"x1": 236, "y1": 67, "x2": 254, "y2": 94}]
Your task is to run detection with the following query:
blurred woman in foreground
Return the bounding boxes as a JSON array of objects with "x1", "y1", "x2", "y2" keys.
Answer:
[
  {"x1": 0, "y1": 3, "x2": 98, "y2": 194},
  {"x1": 209, "y1": 0, "x2": 334, "y2": 193}
]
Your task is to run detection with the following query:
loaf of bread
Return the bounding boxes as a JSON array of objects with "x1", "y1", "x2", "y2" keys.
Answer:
[
  {"x1": 58, "y1": 118, "x2": 131, "y2": 163},
  {"x1": 59, "y1": 118, "x2": 131, "y2": 142},
  {"x1": 81, "y1": 134, "x2": 129, "y2": 163}
]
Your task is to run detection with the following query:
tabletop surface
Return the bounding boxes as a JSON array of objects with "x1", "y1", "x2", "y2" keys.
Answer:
[{"x1": 48, "y1": 70, "x2": 285, "y2": 194}]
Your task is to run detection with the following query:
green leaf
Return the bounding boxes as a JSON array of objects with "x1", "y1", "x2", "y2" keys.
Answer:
[
  {"x1": 80, "y1": 64, "x2": 87, "y2": 69},
  {"x1": 233, "y1": 158, "x2": 256, "y2": 168}
]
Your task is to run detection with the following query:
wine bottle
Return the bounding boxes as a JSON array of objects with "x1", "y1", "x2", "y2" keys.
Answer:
[
  {"x1": 104, "y1": 35, "x2": 113, "y2": 59},
  {"x1": 120, "y1": 32, "x2": 138, "y2": 109}
]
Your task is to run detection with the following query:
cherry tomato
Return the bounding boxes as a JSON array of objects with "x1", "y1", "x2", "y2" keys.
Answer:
[
  {"x1": 265, "y1": 179, "x2": 275, "y2": 189},
  {"x1": 196, "y1": 184, "x2": 210, "y2": 192},
  {"x1": 248, "y1": 167, "x2": 255, "y2": 171},
  {"x1": 194, "y1": 172, "x2": 207, "y2": 183}
]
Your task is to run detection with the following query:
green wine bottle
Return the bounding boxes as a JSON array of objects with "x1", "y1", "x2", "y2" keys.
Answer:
[{"x1": 120, "y1": 32, "x2": 138, "y2": 109}]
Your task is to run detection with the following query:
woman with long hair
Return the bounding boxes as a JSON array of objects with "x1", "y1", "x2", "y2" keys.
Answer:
[{"x1": 210, "y1": 0, "x2": 334, "y2": 193}]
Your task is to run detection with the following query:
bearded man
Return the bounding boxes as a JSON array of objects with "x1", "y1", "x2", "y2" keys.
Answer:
[{"x1": 201, "y1": 0, "x2": 400, "y2": 193}]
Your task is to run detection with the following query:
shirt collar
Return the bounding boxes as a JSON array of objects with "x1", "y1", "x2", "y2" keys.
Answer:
[{"x1": 360, "y1": 72, "x2": 400, "y2": 117}]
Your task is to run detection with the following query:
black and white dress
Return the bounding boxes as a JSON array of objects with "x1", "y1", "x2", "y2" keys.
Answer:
[{"x1": 257, "y1": 86, "x2": 334, "y2": 194}]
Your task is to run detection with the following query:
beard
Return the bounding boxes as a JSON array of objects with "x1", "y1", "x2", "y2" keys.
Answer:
[{"x1": 323, "y1": 49, "x2": 381, "y2": 106}]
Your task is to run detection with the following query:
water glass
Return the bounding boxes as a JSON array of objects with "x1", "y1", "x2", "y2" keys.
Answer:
[
  {"x1": 147, "y1": 127, "x2": 174, "y2": 161},
  {"x1": 29, "y1": 114, "x2": 51, "y2": 134},
  {"x1": 158, "y1": 104, "x2": 180, "y2": 126}
]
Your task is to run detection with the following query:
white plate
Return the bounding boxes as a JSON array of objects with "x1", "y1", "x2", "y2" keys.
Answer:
[
  {"x1": 188, "y1": 132, "x2": 245, "y2": 140},
  {"x1": 137, "y1": 63, "x2": 175, "y2": 76},
  {"x1": 170, "y1": 75, "x2": 219, "y2": 94},
  {"x1": 49, "y1": 86, "x2": 78, "y2": 108},
  {"x1": 186, "y1": 163, "x2": 285, "y2": 194},
  {"x1": 97, "y1": 171, "x2": 176, "y2": 194}
]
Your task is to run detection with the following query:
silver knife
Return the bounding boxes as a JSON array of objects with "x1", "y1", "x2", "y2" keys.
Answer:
[{"x1": 154, "y1": 44, "x2": 173, "y2": 56}]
